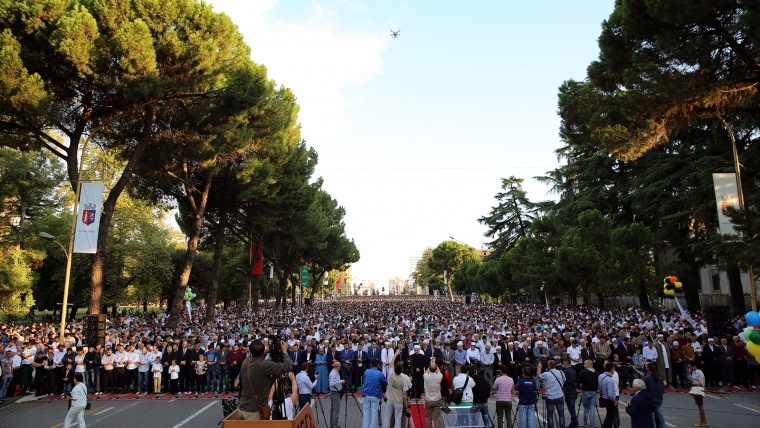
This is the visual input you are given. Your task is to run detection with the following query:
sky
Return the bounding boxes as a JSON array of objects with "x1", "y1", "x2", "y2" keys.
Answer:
[{"x1": 206, "y1": 0, "x2": 617, "y2": 290}]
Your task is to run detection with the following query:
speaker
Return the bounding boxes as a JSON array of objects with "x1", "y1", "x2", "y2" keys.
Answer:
[
  {"x1": 83, "y1": 314, "x2": 106, "y2": 347},
  {"x1": 465, "y1": 296, "x2": 471, "y2": 305},
  {"x1": 304, "y1": 298, "x2": 312, "y2": 306},
  {"x1": 704, "y1": 305, "x2": 731, "y2": 338}
]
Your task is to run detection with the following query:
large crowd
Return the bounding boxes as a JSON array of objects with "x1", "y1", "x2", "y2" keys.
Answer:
[{"x1": 0, "y1": 296, "x2": 758, "y2": 428}]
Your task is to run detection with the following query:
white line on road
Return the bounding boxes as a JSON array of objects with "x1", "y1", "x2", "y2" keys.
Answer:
[
  {"x1": 735, "y1": 404, "x2": 760, "y2": 414},
  {"x1": 665, "y1": 422, "x2": 677, "y2": 427},
  {"x1": 704, "y1": 393, "x2": 722, "y2": 399},
  {"x1": 171, "y1": 401, "x2": 217, "y2": 428},
  {"x1": 94, "y1": 407, "x2": 114, "y2": 415},
  {"x1": 169, "y1": 399, "x2": 176, "y2": 402}
]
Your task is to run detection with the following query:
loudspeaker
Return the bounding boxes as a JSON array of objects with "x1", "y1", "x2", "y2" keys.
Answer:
[
  {"x1": 704, "y1": 305, "x2": 731, "y2": 338},
  {"x1": 465, "y1": 296, "x2": 471, "y2": 305},
  {"x1": 304, "y1": 298, "x2": 312, "y2": 306}
]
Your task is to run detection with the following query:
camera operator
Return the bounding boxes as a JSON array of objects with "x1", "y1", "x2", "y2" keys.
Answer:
[
  {"x1": 598, "y1": 363, "x2": 617, "y2": 428},
  {"x1": 362, "y1": 359, "x2": 388, "y2": 428},
  {"x1": 238, "y1": 339, "x2": 292, "y2": 421},
  {"x1": 329, "y1": 362, "x2": 346, "y2": 428},
  {"x1": 423, "y1": 362, "x2": 445, "y2": 428},
  {"x1": 267, "y1": 372, "x2": 298, "y2": 420},
  {"x1": 515, "y1": 367, "x2": 537, "y2": 428},
  {"x1": 383, "y1": 351, "x2": 411, "y2": 428},
  {"x1": 537, "y1": 360, "x2": 566, "y2": 428},
  {"x1": 296, "y1": 362, "x2": 318, "y2": 412}
]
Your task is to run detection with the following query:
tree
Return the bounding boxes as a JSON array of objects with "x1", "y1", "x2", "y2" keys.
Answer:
[
  {"x1": 0, "y1": 0, "x2": 259, "y2": 315},
  {"x1": 607, "y1": 223, "x2": 657, "y2": 311},
  {"x1": 478, "y1": 176, "x2": 536, "y2": 255},
  {"x1": 427, "y1": 240, "x2": 481, "y2": 297},
  {"x1": 0, "y1": 246, "x2": 38, "y2": 319},
  {"x1": 580, "y1": 0, "x2": 760, "y2": 160}
]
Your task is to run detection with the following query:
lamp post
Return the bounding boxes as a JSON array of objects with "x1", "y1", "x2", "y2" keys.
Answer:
[{"x1": 39, "y1": 232, "x2": 71, "y2": 342}]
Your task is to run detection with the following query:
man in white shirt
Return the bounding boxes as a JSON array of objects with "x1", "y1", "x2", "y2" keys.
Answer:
[
  {"x1": 642, "y1": 342, "x2": 658, "y2": 363},
  {"x1": 481, "y1": 344, "x2": 496, "y2": 386},
  {"x1": 381, "y1": 341, "x2": 395, "y2": 380},
  {"x1": 114, "y1": 344, "x2": 127, "y2": 394},
  {"x1": 466, "y1": 343, "x2": 481, "y2": 365},
  {"x1": 125, "y1": 344, "x2": 139, "y2": 394},
  {"x1": 567, "y1": 340, "x2": 583, "y2": 372},
  {"x1": 62, "y1": 373, "x2": 87, "y2": 428},
  {"x1": 137, "y1": 347, "x2": 152, "y2": 394},
  {"x1": 451, "y1": 365, "x2": 475, "y2": 404}
]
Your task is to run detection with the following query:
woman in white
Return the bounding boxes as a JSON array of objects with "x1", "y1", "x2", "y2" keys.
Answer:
[
  {"x1": 267, "y1": 372, "x2": 298, "y2": 420},
  {"x1": 63, "y1": 373, "x2": 87, "y2": 428}
]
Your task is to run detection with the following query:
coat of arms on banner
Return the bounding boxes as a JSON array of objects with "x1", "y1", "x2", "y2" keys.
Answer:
[{"x1": 81, "y1": 203, "x2": 97, "y2": 226}]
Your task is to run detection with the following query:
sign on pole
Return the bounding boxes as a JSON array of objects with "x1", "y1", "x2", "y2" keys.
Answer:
[
  {"x1": 73, "y1": 183, "x2": 105, "y2": 253},
  {"x1": 712, "y1": 173, "x2": 740, "y2": 236},
  {"x1": 301, "y1": 267, "x2": 308, "y2": 287}
]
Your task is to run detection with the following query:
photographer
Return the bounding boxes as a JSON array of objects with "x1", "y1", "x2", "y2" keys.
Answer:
[
  {"x1": 295, "y1": 361, "x2": 318, "y2": 412},
  {"x1": 423, "y1": 362, "x2": 444, "y2": 428},
  {"x1": 383, "y1": 353, "x2": 410, "y2": 428},
  {"x1": 329, "y1": 362, "x2": 346, "y2": 428},
  {"x1": 268, "y1": 372, "x2": 298, "y2": 420},
  {"x1": 537, "y1": 360, "x2": 566, "y2": 428},
  {"x1": 515, "y1": 367, "x2": 537, "y2": 428},
  {"x1": 238, "y1": 339, "x2": 292, "y2": 421},
  {"x1": 362, "y1": 358, "x2": 388, "y2": 428},
  {"x1": 473, "y1": 368, "x2": 492, "y2": 428}
]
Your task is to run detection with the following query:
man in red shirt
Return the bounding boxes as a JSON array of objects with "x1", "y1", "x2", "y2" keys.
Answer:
[
  {"x1": 732, "y1": 341, "x2": 749, "y2": 389},
  {"x1": 227, "y1": 344, "x2": 244, "y2": 391}
]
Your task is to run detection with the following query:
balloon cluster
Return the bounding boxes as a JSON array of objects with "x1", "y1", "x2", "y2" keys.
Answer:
[
  {"x1": 184, "y1": 287, "x2": 196, "y2": 302},
  {"x1": 744, "y1": 311, "x2": 760, "y2": 360},
  {"x1": 662, "y1": 276, "x2": 683, "y2": 297}
]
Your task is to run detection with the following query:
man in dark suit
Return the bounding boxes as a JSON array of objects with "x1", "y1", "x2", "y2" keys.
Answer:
[
  {"x1": 616, "y1": 337, "x2": 633, "y2": 388},
  {"x1": 421, "y1": 341, "x2": 433, "y2": 368},
  {"x1": 702, "y1": 338, "x2": 720, "y2": 387},
  {"x1": 182, "y1": 341, "x2": 199, "y2": 394},
  {"x1": 501, "y1": 342, "x2": 519, "y2": 384},
  {"x1": 624, "y1": 379, "x2": 655, "y2": 428},
  {"x1": 340, "y1": 341, "x2": 356, "y2": 391},
  {"x1": 432, "y1": 339, "x2": 443, "y2": 361},
  {"x1": 515, "y1": 342, "x2": 534, "y2": 369},
  {"x1": 717, "y1": 337, "x2": 734, "y2": 387},
  {"x1": 367, "y1": 341, "x2": 382, "y2": 367},
  {"x1": 289, "y1": 344, "x2": 302, "y2": 375},
  {"x1": 581, "y1": 342, "x2": 596, "y2": 367},
  {"x1": 354, "y1": 343, "x2": 368, "y2": 392}
]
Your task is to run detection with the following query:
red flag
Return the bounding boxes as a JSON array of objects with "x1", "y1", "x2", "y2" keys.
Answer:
[
  {"x1": 251, "y1": 243, "x2": 263, "y2": 275},
  {"x1": 336, "y1": 278, "x2": 341, "y2": 289}
]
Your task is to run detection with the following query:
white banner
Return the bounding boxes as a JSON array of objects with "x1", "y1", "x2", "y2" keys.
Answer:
[
  {"x1": 73, "y1": 182, "x2": 105, "y2": 253},
  {"x1": 712, "y1": 173, "x2": 740, "y2": 236}
]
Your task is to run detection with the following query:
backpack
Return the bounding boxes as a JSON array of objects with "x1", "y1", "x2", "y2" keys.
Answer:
[{"x1": 449, "y1": 376, "x2": 469, "y2": 405}]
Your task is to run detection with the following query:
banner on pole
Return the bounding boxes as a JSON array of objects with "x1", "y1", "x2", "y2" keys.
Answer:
[
  {"x1": 251, "y1": 244, "x2": 263, "y2": 275},
  {"x1": 712, "y1": 173, "x2": 740, "y2": 236},
  {"x1": 73, "y1": 183, "x2": 104, "y2": 254}
]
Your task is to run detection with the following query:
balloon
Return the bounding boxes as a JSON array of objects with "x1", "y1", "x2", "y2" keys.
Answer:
[
  {"x1": 739, "y1": 332, "x2": 748, "y2": 343},
  {"x1": 669, "y1": 276, "x2": 678, "y2": 284},
  {"x1": 664, "y1": 277, "x2": 672, "y2": 284},
  {"x1": 748, "y1": 341, "x2": 760, "y2": 359},
  {"x1": 746, "y1": 311, "x2": 760, "y2": 327},
  {"x1": 749, "y1": 329, "x2": 760, "y2": 345},
  {"x1": 674, "y1": 281, "x2": 682, "y2": 289},
  {"x1": 746, "y1": 327, "x2": 755, "y2": 338}
]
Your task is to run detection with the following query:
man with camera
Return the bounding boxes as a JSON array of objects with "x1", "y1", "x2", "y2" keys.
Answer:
[
  {"x1": 384, "y1": 350, "x2": 411, "y2": 428},
  {"x1": 238, "y1": 339, "x2": 292, "y2": 421},
  {"x1": 362, "y1": 359, "x2": 388, "y2": 428},
  {"x1": 537, "y1": 360, "x2": 566, "y2": 428},
  {"x1": 423, "y1": 362, "x2": 445, "y2": 428},
  {"x1": 329, "y1": 362, "x2": 346, "y2": 428}
]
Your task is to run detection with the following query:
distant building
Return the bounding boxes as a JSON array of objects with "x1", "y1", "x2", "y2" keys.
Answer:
[
  {"x1": 388, "y1": 277, "x2": 405, "y2": 295},
  {"x1": 331, "y1": 268, "x2": 353, "y2": 297}
]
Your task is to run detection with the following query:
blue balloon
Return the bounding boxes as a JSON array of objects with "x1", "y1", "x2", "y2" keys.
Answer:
[{"x1": 747, "y1": 311, "x2": 760, "y2": 327}]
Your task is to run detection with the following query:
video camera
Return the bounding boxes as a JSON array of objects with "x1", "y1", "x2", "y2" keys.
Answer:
[
  {"x1": 344, "y1": 361, "x2": 354, "y2": 372},
  {"x1": 268, "y1": 323, "x2": 287, "y2": 363}
]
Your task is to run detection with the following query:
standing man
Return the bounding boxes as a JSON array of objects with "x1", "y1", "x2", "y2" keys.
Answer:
[
  {"x1": 482, "y1": 344, "x2": 496, "y2": 386},
  {"x1": 702, "y1": 338, "x2": 720, "y2": 387},
  {"x1": 329, "y1": 362, "x2": 345, "y2": 428},
  {"x1": 515, "y1": 367, "x2": 538, "y2": 428},
  {"x1": 717, "y1": 338, "x2": 734, "y2": 388},
  {"x1": 362, "y1": 359, "x2": 388, "y2": 428},
  {"x1": 238, "y1": 339, "x2": 292, "y2": 420},
  {"x1": 624, "y1": 379, "x2": 655, "y2": 428},
  {"x1": 537, "y1": 361, "x2": 566, "y2": 428},
  {"x1": 423, "y1": 362, "x2": 444, "y2": 428},
  {"x1": 227, "y1": 344, "x2": 243, "y2": 393},
  {"x1": 382, "y1": 341, "x2": 395, "y2": 380},
  {"x1": 384, "y1": 354, "x2": 410, "y2": 428},
  {"x1": 341, "y1": 341, "x2": 356, "y2": 392},
  {"x1": 442, "y1": 343, "x2": 456, "y2": 378},
  {"x1": 114, "y1": 344, "x2": 127, "y2": 394},
  {"x1": 654, "y1": 336, "x2": 672, "y2": 389},
  {"x1": 578, "y1": 361, "x2": 600, "y2": 428},
  {"x1": 410, "y1": 345, "x2": 427, "y2": 399},
  {"x1": 598, "y1": 363, "x2": 617, "y2": 428},
  {"x1": 355, "y1": 343, "x2": 368, "y2": 392},
  {"x1": 62, "y1": 373, "x2": 87, "y2": 428},
  {"x1": 295, "y1": 361, "x2": 318, "y2": 412},
  {"x1": 493, "y1": 365, "x2": 514, "y2": 428},
  {"x1": 562, "y1": 359, "x2": 579, "y2": 428}
]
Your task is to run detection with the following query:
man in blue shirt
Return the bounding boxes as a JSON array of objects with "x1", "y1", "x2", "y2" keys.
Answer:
[
  {"x1": 562, "y1": 359, "x2": 579, "y2": 428},
  {"x1": 598, "y1": 363, "x2": 617, "y2": 428},
  {"x1": 515, "y1": 367, "x2": 537, "y2": 428},
  {"x1": 538, "y1": 360, "x2": 566, "y2": 428},
  {"x1": 361, "y1": 359, "x2": 388, "y2": 428}
]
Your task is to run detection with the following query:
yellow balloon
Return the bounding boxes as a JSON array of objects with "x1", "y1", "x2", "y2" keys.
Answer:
[
  {"x1": 664, "y1": 288, "x2": 675, "y2": 296},
  {"x1": 675, "y1": 281, "x2": 682, "y2": 288},
  {"x1": 748, "y1": 341, "x2": 760, "y2": 359}
]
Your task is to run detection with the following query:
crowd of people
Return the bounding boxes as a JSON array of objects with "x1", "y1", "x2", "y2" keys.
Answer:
[{"x1": 0, "y1": 296, "x2": 758, "y2": 428}]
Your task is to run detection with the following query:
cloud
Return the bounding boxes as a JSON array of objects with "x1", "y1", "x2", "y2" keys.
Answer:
[{"x1": 209, "y1": 0, "x2": 387, "y2": 143}]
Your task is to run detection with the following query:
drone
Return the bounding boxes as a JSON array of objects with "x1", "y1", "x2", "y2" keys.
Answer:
[{"x1": 390, "y1": 29, "x2": 400, "y2": 38}]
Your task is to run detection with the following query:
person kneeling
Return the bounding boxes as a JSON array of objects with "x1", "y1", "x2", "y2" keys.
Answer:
[{"x1": 269, "y1": 372, "x2": 298, "y2": 420}]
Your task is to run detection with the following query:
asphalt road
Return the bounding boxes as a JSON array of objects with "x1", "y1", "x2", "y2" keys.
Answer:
[{"x1": 0, "y1": 390, "x2": 758, "y2": 428}]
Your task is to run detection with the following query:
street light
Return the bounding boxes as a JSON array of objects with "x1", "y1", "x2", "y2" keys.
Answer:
[{"x1": 39, "y1": 232, "x2": 71, "y2": 341}]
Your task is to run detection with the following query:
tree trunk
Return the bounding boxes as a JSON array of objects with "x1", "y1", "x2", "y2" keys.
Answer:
[
  {"x1": 681, "y1": 263, "x2": 702, "y2": 313},
  {"x1": 16, "y1": 198, "x2": 26, "y2": 249},
  {"x1": 252, "y1": 275, "x2": 261, "y2": 313},
  {"x1": 89, "y1": 105, "x2": 154, "y2": 315},
  {"x1": 636, "y1": 280, "x2": 652, "y2": 312},
  {"x1": 726, "y1": 265, "x2": 747, "y2": 316},
  {"x1": 206, "y1": 199, "x2": 228, "y2": 323},
  {"x1": 236, "y1": 281, "x2": 248, "y2": 318},
  {"x1": 596, "y1": 292, "x2": 606, "y2": 309},
  {"x1": 167, "y1": 169, "x2": 214, "y2": 328}
]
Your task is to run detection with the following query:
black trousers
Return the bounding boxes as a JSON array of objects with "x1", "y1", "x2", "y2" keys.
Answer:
[
  {"x1": 102, "y1": 369, "x2": 114, "y2": 393},
  {"x1": 115, "y1": 367, "x2": 126, "y2": 393},
  {"x1": 126, "y1": 368, "x2": 138, "y2": 392},
  {"x1": 600, "y1": 397, "x2": 616, "y2": 428}
]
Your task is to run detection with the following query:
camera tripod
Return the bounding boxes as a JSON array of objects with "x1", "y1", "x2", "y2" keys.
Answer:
[
  {"x1": 311, "y1": 392, "x2": 329, "y2": 428},
  {"x1": 512, "y1": 395, "x2": 546, "y2": 428},
  {"x1": 342, "y1": 384, "x2": 363, "y2": 428},
  {"x1": 576, "y1": 395, "x2": 603, "y2": 428}
]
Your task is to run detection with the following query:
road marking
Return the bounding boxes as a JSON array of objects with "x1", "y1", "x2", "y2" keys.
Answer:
[
  {"x1": 16, "y1": 394, "x2": 40, "y2": 404},
  {"x1": 735, "y1": 403, "x2": 760, "y2": 414},
  {"x1": 169, "y1": 399, "x2": 176, "y2": 402},
  {"x1": 665, "y1": 422, "x2": 677, "y2": 427},
  {"x1": 50, "y1": 407, "x2": 105, "y2": 428},
  {"x1": 171, "y1": 401, "x2": 217, "y2": 428},
  {"x1": 94, "y1": 406, "x2": 114, "y2": 415},
  {"x1": 704, "y1": 393, "x2": 722, "y2": 399},
  {"x1": 748, "y1": 403, "x2": 760, "y2": 410}
]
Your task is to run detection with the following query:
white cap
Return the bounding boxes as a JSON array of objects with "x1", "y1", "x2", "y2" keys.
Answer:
[{"x1": 673, "y1": 341, "x2": 679, "y2": 346}]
